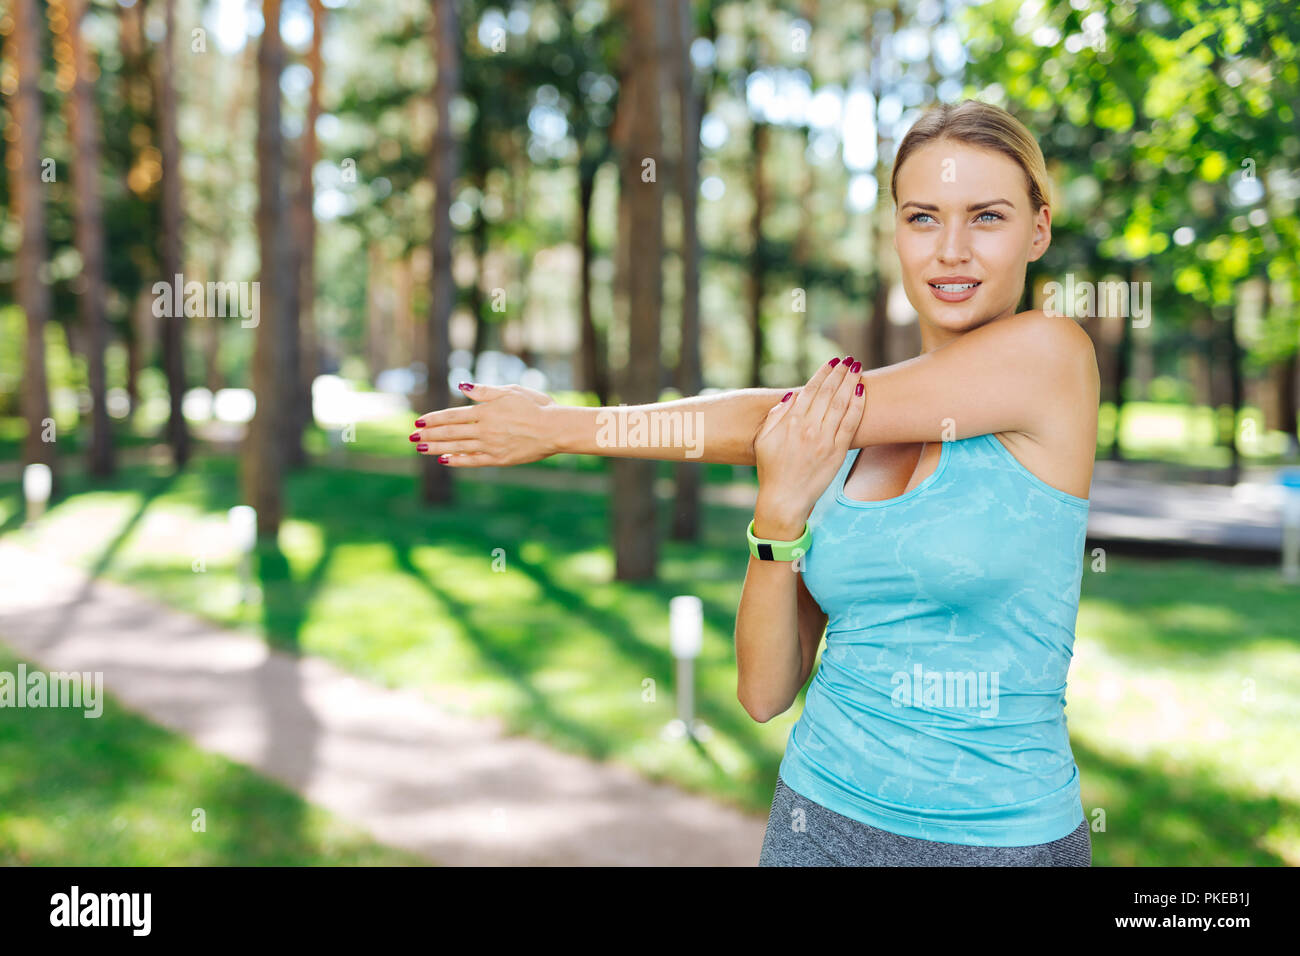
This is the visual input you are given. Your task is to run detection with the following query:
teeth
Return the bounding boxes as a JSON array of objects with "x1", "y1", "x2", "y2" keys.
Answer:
[{"x1": 932, "y1": 282, "x2": 978, "y2": 292}]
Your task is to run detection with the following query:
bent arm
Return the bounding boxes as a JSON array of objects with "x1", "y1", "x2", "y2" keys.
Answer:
[
  {"x1": 548, "y1": 311, "x2": 1092, "y2": 464},
  {"x1": 846, "y1": 309, "x2": 1096, "y2": 447},
  {"x1": 418, "y1": 310, "x2": 1094, "y2": 466},
  {"x1": 735, "y1": 514, "x2": 829, "y2": 722}
]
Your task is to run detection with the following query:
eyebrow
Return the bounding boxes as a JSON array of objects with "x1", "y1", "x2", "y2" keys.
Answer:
[{"x1": 900, "y1": 199, "x2": 1016, "y2": 212}]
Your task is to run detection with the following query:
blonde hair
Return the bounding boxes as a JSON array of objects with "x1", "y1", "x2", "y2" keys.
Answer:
[{"x1": 890, "y1": 100, "x2": 1051, "y2": 213}]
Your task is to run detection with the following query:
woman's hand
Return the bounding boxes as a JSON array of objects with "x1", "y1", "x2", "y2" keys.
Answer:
[
  {"x1": 409, "y1": 382, "x2": 558, "y2": 466},
  {"x1": 751, "y1": 355, "x2": 865, "y2": 537}
]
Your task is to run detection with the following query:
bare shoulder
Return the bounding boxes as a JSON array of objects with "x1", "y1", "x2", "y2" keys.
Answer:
[
  {"x1": 993, "y1": 310, "x2": 1099, "y2": 500},
  {"x1": 996, "y1": 309, "x2": 1098, "y2": 371}
]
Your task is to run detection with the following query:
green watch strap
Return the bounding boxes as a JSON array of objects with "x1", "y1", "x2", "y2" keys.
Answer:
[{"x1": 747, "y1": 519, "x2": 812, "y2": 561}]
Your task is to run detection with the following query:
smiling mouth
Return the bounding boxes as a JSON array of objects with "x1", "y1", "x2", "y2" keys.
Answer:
[{"x1": 929, "y1": 282, "x2": 981, "y2": 292}]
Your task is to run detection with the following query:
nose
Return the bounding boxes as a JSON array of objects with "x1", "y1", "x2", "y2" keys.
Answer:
[{"x1": 936, "y1": 222, "x2": 972, "y2": 264}]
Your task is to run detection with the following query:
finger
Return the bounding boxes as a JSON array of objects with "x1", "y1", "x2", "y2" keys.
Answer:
[
  {"x1": 757, "y1": 390, "x2": 796, "y2": 437},
  {"x1": 806, "y1": 354, "x2": 852, "y2": 426},
  {"x1": 789, "y1": 356, "x2": 840, "y2": 418},
  {"x1": 415, "y1": 437, "x2": 488, "y2": 456},
  {"x1": 413, "y1": 406, "x2": 477, "y2": 428},
  {"x1": 456, "y1": 382, "x2": 509, "y2": 402},
  {"x1": 410, "y1": 422, "x2": 480, "y2": 443},
  {"x1": 825, "y1": 360, "x2": 862, "y2": 436},
  {"x1": 435, "y1": 451, "x2": 492, "y2": 467},
  {"x1": 832, "y1": 371, "x2": 866, "y2": 448}
]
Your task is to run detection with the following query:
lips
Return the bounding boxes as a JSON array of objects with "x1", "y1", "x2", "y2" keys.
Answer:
[{"x1": 927, "y1": 276, "x2": 981, "y2": 302}]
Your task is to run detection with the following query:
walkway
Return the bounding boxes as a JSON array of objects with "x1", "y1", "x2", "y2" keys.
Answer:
[{"x1": 0, "y1": 540, "x2": 768, "y2": 866}]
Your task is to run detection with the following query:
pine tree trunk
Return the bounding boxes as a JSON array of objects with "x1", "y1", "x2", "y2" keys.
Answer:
[
  {"x1": 577, "y1": 166, "x2": 609, "y2": 403},
  {"x1": 157, "y1": 0, "x2": 190, "y2": 467},
  {"x1": 421, "y1": 0, "x2": 459, "y2": 505},
  {"x1": 671, "y1": 0, "x2": 702, "y2": 542},
  {"x1": 297, "y1": 0, "x2": 325, "y2": 438},
  {"x1": 65, "y1": 0, "x2": 114, "y2": 477},
  {"x1": 243, "y1": 0, "x2": 288, "y2": 537},
  {"x1": 10, "y1": 0, "x2": 58, "y2": 495},
  {"x1": 747, "y1": 119, "x2": 767, "y2": 388},
  {"x1": 611, "y1": 0, "x2": 664, "y2": 580}
]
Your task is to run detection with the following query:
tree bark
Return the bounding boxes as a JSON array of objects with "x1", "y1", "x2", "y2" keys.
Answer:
[
  {"x1": 296, "y1": 0, "x2": 325, "y2": 439},
  {"x1": 576, "y1": 166, "x2": 610, "y2": 403},
  {"x1": 1225, "y1": 305, "x2": 1243, "y2": 485},
  {"x1": 610, "y1": 0, "x2": 664, "y2": 580},
  {"x1": 670, "y1": 0, "x2": 702, "y2": 542},
  {"x1": 62, "y1": 0, "x2": 114, "y2": 477},
  {"x1": 243, "y1": 0, "x2": 289, "y2": 537},
  {"x1": 157, "y1": 0, "x2": 190, "y2": 468},
  {"x1": 421, "y1": 0, "x2": 460, "y2": 505},
  {"x1": 747, "y1": 119, "x2": 767, "y2": 388},
  {"x1": 10, "y1": 0, "x2": 58, "y2": 494},
  {"x1": 1280, "y1": 350, "x2": 1299, "y2": 456}
]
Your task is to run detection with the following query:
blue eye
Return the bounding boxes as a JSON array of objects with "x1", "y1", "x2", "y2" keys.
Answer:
[
  {"x1": 906, "y1": 212, "x2": 935, "y2": 224},
  {"x1": 975, "y1": 210, "x2": 1005, "y2": 222}
]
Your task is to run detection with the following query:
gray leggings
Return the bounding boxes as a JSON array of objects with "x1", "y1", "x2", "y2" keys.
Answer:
[{"x1": 759, "y1": 775, "x2": 1092, "y2": 866}]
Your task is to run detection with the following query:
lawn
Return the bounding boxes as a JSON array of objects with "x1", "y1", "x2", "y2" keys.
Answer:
[
  {"x1": 1, "y1": 453, "x2": 1296, "y2": 866},
  {"x1": 0, "y1": 645, "x2": 428, "y2": 866}
]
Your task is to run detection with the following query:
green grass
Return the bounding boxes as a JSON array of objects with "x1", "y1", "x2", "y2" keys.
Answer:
[
  {"x1": 1, "y1": 454, "x2": 1297, "y2": 865},
  {"x1": 0, "y1": 646, "x2": 429, "y2": 865}
]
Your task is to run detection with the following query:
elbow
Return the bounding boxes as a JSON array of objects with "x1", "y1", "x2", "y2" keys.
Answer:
[{"x1": 737, "y1": 686, "x2": 786, "y2": 723}]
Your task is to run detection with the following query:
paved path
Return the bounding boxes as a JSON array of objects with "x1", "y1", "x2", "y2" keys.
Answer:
[{"x1": 0, "y1": 540, "x2": 768, "y2": 866}]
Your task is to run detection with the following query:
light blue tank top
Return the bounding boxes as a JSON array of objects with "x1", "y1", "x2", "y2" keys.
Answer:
[{"x1": 776, "y1": 432, "x2": 1090, "y2": 847}]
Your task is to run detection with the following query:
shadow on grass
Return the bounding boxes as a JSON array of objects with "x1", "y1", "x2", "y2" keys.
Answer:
[{"x1": 1073, "y1": 735, "x2": 1295, "y2": 866}]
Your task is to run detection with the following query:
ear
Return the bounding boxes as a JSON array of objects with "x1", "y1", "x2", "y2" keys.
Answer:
[{"x1": 1027, "y1": 204, "x2": 1052, "y2": 263}]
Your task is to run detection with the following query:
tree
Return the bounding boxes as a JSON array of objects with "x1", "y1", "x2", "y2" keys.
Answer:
[
  {"x1": 58, "y1": 0, "x2": 114, "y2": 477},
  {"x1": 610, "y1": 0, "x2": 664, "y2": 580},
  {"x1": 744, "y1": 11, "x2": 768, "y2": 388},
  {"x1": 670, "y1": 0, "x2": 703, "y2": 541},
  {"x1": 10, "y1": 0, "x2": 58, "y2": 493},
  {"x1": 156, "y1": 0, "x2": 189, "y2": 468},
  {"x1": 243, "y1": 0, "x2": 290, "y2": 537},
  {"x1": 421, "y1": 0, "x2": 460, "y2": 505},
  {"x1": 280, "y1": 0, "x2": 322, "y2": 471}
]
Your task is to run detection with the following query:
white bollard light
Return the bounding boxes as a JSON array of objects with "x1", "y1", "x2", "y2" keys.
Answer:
[
  {"x1": 22, "y1": 463, "x2": 52, "y2": 528},
  {"x1": 1280, "y1": 468, "x2": 1300, "y2": 583},
  {"x1": 664, "y1": 595, "x2": 711, "y2": 741},
  {"x1": 228, "y1": 505, "x2": 258, "y2": 604}
]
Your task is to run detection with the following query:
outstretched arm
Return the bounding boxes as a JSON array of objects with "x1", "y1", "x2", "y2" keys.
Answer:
[
  {"x1": 413, "y1": 381, "x2": 796, "y2": 467},
  {"x1": 410, "y1": 309, "x2": 1095, "y2": 466}
]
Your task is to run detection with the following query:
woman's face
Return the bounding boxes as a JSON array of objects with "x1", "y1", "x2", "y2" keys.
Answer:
[{"x1": 892, "y1": 139, "x2": 1051, "y2": 351}]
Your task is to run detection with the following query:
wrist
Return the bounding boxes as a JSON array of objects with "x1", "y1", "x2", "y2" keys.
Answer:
[
  {"x1": 752, "y1": 503, "x2": 808, "y2": 541},
  {"x1": 546, "y1": 403, "x2": 586, "y2": 456}
]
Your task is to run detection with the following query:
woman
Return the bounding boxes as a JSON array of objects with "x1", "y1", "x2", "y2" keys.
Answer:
[{"x1": 409, "y1": 100, "x2": 1099, "y2": 866}]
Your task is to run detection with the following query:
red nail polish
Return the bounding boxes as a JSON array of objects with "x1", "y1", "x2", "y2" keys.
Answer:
[
  {"x1": 855, "y1": 382, "x2": 863, "y2": 397},
  {"x1": 781, "y1": 391, "x2": 793, "y2": 402},
  {"x1": 438, "y1": 454, "x2": 450, "y2": 464},
  {"x1": 414, "y1": 418, "x2": 426, "y2": 427},
  {"x1": 417, "y1": 443, "x2": 428, "y2": 452},
  {"x1": 851, "y1": 361, "x2": 862, "y2": 373},
  {"x1": 458, "y1": 382, "x2": 474, "y2": 392},
  {"x1": 408, "y1": 432, "x2": 420, "y2": 442},
  {"x1": 828, "y1": 357, "x2": 840, "y2": 368},
  {"x1": 844, "y1": 355, "x2": 854, "y2": 366}
]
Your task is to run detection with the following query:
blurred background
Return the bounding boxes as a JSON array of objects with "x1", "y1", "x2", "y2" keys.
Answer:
[{"x1": 1, "y1": 0, "x2": 1297, "y2": 866}]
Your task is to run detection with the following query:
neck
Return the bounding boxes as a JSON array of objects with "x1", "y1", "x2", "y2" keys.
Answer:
[{"x1": 916, "y1": 303, "x2": 1017, "y2": 354}]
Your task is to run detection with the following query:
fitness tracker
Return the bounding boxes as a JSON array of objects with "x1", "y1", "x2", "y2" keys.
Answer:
[{"x1": 747, "y1": 519, "x2": 812, "y2": 561}]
